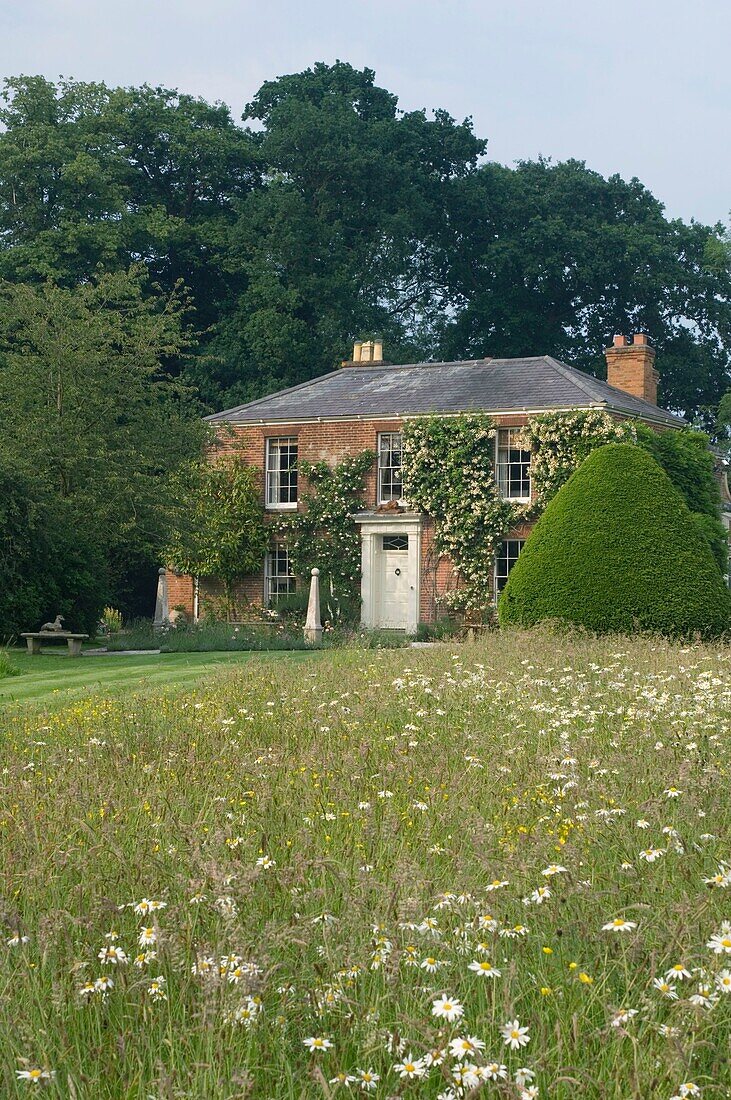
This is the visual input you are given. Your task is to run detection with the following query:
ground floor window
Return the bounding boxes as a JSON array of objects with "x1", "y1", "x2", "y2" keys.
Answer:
[
  {"x1": 265, "y1": 547, "x2": 297, "y2": 605},
  {"x1": 494, "y1": 538, "x2": 525, "y2": 596}
]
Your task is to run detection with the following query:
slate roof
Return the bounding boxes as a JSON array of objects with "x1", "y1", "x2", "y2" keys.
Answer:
[{"x1": 206, "y1": 356, "x2": 684, "y2": 427}]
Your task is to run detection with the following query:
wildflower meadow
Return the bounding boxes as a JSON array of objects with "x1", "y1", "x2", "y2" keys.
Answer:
[{"x1": 1, "y1": 631, "x2": 730, "y2": 1098}]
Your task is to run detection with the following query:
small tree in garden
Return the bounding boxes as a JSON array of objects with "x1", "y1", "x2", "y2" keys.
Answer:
[
  {"x1": 166, "y1": 458, "x2": 268, "y2": 619},
  {"x1": 499, "y1": 444, "x2": 731, "y2": 639}
]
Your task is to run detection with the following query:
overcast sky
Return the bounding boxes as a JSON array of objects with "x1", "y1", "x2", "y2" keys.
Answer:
[{"x1": 1, "y1": 0, "x2": 728, "y2": 226}]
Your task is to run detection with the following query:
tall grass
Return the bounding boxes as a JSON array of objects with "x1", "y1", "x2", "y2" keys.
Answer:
[
  {"x1": 1, "y1": 629, "x2": 730, "y2": 1097},
  {"x1": 0, "y1": 647, "x2": 20, "y2": 678}
]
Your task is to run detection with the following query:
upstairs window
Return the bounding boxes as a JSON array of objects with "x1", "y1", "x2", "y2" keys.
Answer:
[
  {"x1": 494, "y1": 538, "x2": 525, "y2": 596},
  {"x1": 265, "y1": 547, "x2": 296, "y2": 605},
  {"x1": 495, "y1": 429, "x2": 531, "y2": 501},
  {"x1": 265, "y1": 438, "x2": 298, "y2": 508},
  {"x1": 378, "y1": 432, "x2": 403, "y2": 503}
]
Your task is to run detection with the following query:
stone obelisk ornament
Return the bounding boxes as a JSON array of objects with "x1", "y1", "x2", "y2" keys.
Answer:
[{"x1": 304, "y1": 568, "x2": 323, "y2": 645}]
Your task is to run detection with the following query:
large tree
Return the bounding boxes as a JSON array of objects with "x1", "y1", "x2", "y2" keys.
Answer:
[
  {"x1": 204, "y1": 62, "x2": 485, "y2": 404},
  {"x1": 0, "y1": 268, "x2": 205, "y2": 627},
  {"x1": 1, "y1": 68, "x2": 730, "y2": 424},
  {"x1": 439, "y1": 158, "x2": 731, "y2": 423},
  {"x1": 0, "y1": 76, "x2": 258, "y2": 347}
]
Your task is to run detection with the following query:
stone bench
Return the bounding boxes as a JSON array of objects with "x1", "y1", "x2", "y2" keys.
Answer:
[{"x1": 21, "y1": 632, "x2": 90, "y2": 657}]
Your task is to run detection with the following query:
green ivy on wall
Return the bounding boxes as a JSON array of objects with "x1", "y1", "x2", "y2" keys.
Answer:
[
  {"x1": 521, "y1": 410, "x2": 634, "y2": 505},
  {"x1": 281, "y1": 451, "x2": 374, "y2": 622},
  {"x1": 401, "y1": 415, "x2": 529, "y2": 613}
]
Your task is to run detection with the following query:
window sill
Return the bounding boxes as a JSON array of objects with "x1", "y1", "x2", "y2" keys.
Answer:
[{"x1": 265, "y1": 502, "x2": 299, "y2": 511}]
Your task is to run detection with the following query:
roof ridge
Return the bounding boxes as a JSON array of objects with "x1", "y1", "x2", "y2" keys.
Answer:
[
  {"x1": 205, "y1": 353, "x2": 685, "y2": 427},
  {"x1": 550, "y1": 356, "x2": 683, "y2": 421},
  {"x1": 546, "y1": 357, "x2": 608, "y2": 403},
  {"x1": 206, "y1": 357, "x2": 497, "y2": 419}
]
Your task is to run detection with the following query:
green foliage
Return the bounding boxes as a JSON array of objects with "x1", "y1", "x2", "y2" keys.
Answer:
[
  {"x1": 634, "y1": 424, "x2": 720, "y2": 517},
  {"x1": 402, "y1": 415, "x2": 521, "y2": 614},
  {"x1": 634, "y1": 423, "x2": 728, "y2": 571},
  {"x1": 688, "y1": 512, "x2": 729, "y2": 575},
  {"x1": 282, "y1": 451, "x2": 374, "y2": 622},
  {"x1": 0, "y1": 269, "x2": 204, "y2": 630},
  {"x1": 166, "y1": 457, "x2": 269, "y2": 613},
  {"x1": 101, "y1": 608, "x2": 123, "y2": 634},
  {"x1": 0, "y1": 463, "x2": 108, "y2": 636},
  {"x1": 0, "y1": 77, "x2": 256, "y2": 341},
  {"x1": 441, "y1": 157, "x2": 731, "y2": 422},
  {"x1": 102, "y1": 620, "x2": 160, "y2": 651},
  {"x1": 1, "y1": 71, "x2": 731, "y2": 421},
  {"x1": 718, "y1": 391, "x2": 731, "y2": 445},
  {"x1": 210, "y1": 62, "x2": 485, "y2": 404},
  {"x1": 524, "y1": 413, "x2": 728, "y2": 572},
  {"x1": 717, "y1": 393, "x2": 731, "y2": 474},
  {"x1": 499, "y1": 444, "x2": 731, "y2": 638},
  {"x1": 415, "y1": 616, "x2": 462, "y2": 641}
]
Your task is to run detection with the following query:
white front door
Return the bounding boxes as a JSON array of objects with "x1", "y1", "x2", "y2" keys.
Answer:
[
  {"x1": 356, "y1": 513, "x2": 422, "y2": 633},
  {"x1": 377, "y1": 534, "x2": 412, "y2": 628}
]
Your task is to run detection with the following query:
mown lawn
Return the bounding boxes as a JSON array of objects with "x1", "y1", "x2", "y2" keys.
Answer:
[
  {"x1": 0, "y1": 648, "x2": 310, "y2": 706},
  {"x1": 1, "y1": 632, "x2": 730, "y2": 1098}
]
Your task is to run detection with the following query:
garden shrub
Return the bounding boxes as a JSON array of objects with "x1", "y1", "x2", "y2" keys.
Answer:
[
  {"x1": 105, "y1": 620, "x2": 309, "y2": 652},
  {"x1": 415, "y1": 616, "x2": 462, "y2": 642},
  {"x1": 499, "y1": 443, "x2": 731, "y2": 639}
]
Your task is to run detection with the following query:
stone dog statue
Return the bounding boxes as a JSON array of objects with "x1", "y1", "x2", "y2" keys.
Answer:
[{"x1": 40, "y1": 614, "x2": 65, "y2": 632}]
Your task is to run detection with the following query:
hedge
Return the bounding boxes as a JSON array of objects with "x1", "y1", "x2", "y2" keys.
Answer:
[{"x1": 498, "y1": 443, "x2": 731, "y2": 639}]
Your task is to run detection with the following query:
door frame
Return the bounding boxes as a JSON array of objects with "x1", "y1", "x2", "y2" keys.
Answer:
[{"x1": 353, "y1": 512, "x2": 422, "y2": 632}]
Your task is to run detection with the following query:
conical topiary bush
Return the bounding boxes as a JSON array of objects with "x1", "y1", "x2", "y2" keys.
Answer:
[{"x1": 498, "y1": 443, "x2": 731, "y2": 639}]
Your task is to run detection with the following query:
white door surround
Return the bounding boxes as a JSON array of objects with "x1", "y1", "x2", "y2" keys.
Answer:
[{"x1": 354, "y1": 512, "x2": 422, "y2": 632}]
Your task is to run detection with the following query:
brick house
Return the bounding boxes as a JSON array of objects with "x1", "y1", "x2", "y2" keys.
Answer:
[{"x1": 168, "y1": 334, "x2": 689, "y2": 629}]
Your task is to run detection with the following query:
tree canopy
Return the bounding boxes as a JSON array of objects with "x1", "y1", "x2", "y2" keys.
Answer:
[
  {"x1": 0, "y1": 268, "x2": 204, "y2": 629},
  {"x1": 1, "y1": 65, "x2": 728, "y2": 422},
  {"x1": 440, "y1": 158, "x2": 731, "y2": 419}
]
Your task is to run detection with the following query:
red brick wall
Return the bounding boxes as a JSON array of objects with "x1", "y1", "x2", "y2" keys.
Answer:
[{"x1": 166, "y1": 573, "x2": 195, "y2": 619}]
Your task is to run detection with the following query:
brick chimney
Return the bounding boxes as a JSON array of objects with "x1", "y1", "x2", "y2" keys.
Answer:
[
  {"x1": 604, "y1": 333, "x2": 659, "y2": 405},
  {"x1": 342, "y1": 339, "x2": 384, "y2": 366}
]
